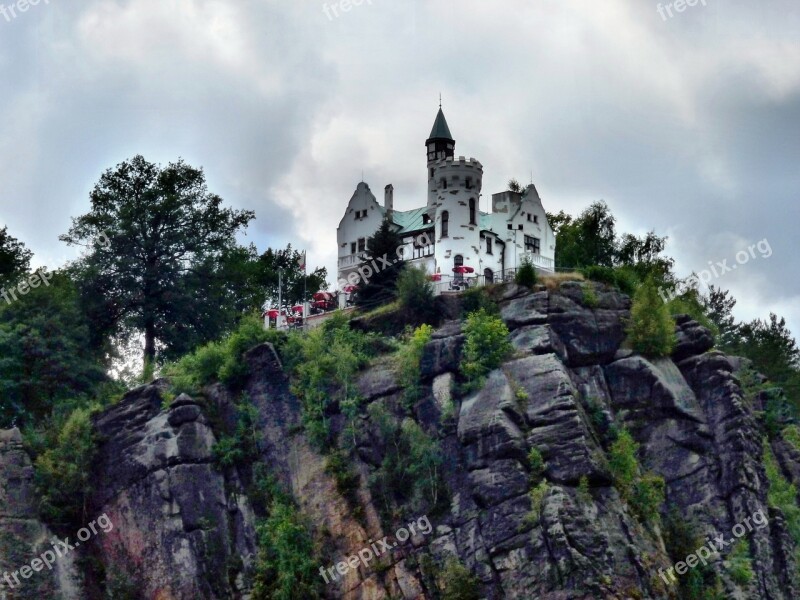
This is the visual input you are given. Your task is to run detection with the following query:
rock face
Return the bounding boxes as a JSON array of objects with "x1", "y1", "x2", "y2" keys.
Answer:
[
  {"x1": 89, "y1": 384, "x2": 257, "y2": 600},
  {"x1": 0, "y1": 429, "x2": 83, "y2": 599},
  {"x1": 1, "y1": 281, "x2": 798, "y2": 599}
]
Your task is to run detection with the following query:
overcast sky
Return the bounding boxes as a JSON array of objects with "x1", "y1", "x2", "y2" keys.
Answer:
[{"x1": 1, "y1": 0, "x2": 798, "y2": 336}]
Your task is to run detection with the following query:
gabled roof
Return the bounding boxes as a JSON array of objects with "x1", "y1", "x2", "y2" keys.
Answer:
[{"x1": 428, "y1": 108, "x2": 453, "y2": 141}]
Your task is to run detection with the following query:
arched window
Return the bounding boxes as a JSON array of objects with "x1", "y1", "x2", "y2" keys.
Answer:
[
  {"x1": 484, "y1": 268, "x2": 494, "y2": 284},
  {"x1": 454, "y1": 254, "x2": 464, "y2": 282},
  {"x1": 469, "y1": 198, "x2": 476, "y2": 225},
  {"x1": 441, "y1": 211, "x2": 449, "y2": 238}
]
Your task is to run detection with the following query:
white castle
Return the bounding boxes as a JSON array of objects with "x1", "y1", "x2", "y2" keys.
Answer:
[{"x1": 336, "y1": 106, "x2": 556, "y2": 292}]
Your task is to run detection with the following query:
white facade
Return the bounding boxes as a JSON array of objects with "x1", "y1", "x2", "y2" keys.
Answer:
[{"x1": 336, "y1": 108, "x2": 556, "y2": 291}]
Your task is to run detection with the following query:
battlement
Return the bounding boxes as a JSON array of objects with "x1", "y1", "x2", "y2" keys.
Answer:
[{"x1": 434, "y1": 155, "x2": 483, "y2": 171}]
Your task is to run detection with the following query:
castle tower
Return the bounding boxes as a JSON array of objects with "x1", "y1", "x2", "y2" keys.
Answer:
[
  {"x1": 426, "y1": 106, "x2": 455, "y2": 206},
  {"x1": 430, "y1": 156, "x2": 483, "y2": 276}
]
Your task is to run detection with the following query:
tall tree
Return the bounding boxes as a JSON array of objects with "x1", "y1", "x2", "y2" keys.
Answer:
[
  {"x1": 702, "y1": 285, "x2": 739, "y2": 352},
  {"x1": 552, "y1": 201, "x2": 618, "y2": 269},
  {"x1": 0, "y1": 226, "x2": 31, "y2": 285},
  {"x1": 735, "y1": 314, "x2": 799, "y2": 396},
  {"x1": 61, "y1": 155, "x2": 254, "y2": 365},
  {"x1": 354, "y1": 217, "x2": 403, "y2": 308},
  {"x1": 0, "y1": 272, "x2": 106, "y2": 427}
]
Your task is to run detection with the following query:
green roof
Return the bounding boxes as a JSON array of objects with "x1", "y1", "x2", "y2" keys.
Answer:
[
  {"x1": 392, "y1": 207, "x2": 430, "y2": 235},
  {"x1": 428, "y1": 108, "x2": 453, "y2": 140}
]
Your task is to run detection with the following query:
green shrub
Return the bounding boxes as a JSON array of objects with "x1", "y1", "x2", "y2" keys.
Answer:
[
  {"x1": 631, "y1": 473, "x2": 666, "y2": 526},
  {"x1": 325, "y1": 450, "x2": 362, "y2": 519},
  {"x1": 627, "y1": 277, "x2": 676, "y2": 357},
  {"x1": 667, "y1": 287, "x2": 717, "y2": 337},
  {"x1": 367, "y1": 404, "x2": 446, "y2": 521},
  {"x1": 515, "y1": 255, "x2": 537, "y2": 288},
  {"x1": 526, "y1": 480, "x2": 550, "y2": 525},
  {"x1": 396, "y1": 324, "x2": 434, "y2": 408},
  {"x1": 34, "y1": 406, "x2": 99, "y2": 527},
  {"x1": 459, "y1": 286, "x2": 498, "y2": 316},
  {"x1": 211, "y1": 395, "x2": 261, "y2": 468},
  {"x1": 460, "y1": 309, "x2": 512, "y2": 386},
  {"x1": 663, "y1": 508, "x2": 723, "y2": 599},
  {"x1": 763, "y1": 440, "x2": 800, "y2": 574},
  {"x1": 608, "y1": 429, "x2": 665, "y2": 525},
  {"x1": 578, "y1": 475, "x2": 592, "y2": 504},
  {"x1": 285, "y1": 317, "x2": 376, "y2": 450},
  {"x1": 164, "y1": 314, "x2": 277, "y2": 393},
  {"x1": 439, "y1": 557, "x2": 481, "y2": 600},
  {"x1": 581, "y1": 265, "x2": 638, "y2": 296},
  {"x1": 582, "y1": 285, "x2": 599, "y2": 308},
  {"x1": 252, "y1": 500, "x2": 321, "y2": 600},
  {"x1": 726, "y1": 539, "x2": 754, "y2": 586},
  {"x1": 782, "y1": 425, "x2": 800, "y2": 451},
  {"x1": 396, "y1": 266, "x2": 435, "y2": 317},
  {"x1": 528, "y1": 448, "x2": 546, "y2": 483}
]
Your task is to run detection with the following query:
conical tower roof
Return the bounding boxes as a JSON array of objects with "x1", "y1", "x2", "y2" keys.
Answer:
[{"x1": 428, "y1": 108, "x2": 453, "y2": 140}]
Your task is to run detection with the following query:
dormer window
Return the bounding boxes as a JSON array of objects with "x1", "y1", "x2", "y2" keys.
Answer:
[{"x1": 422, "y1": 214, "x2": 431, "y2": 225}]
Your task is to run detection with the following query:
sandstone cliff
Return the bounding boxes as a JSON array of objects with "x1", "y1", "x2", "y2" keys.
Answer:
[{"x1": 1, "y1": 281, "x2": 797, "y2": 599}]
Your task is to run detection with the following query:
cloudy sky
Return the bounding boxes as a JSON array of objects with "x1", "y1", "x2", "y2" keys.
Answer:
[{"x1": 1, "y1": 0, "x2": 798, "y2": 335}]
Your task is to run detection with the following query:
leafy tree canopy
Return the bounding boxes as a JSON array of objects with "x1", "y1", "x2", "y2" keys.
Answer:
[
  {"x1": 60, "y1": 155, "x2": 255, "y2": 364},
  {"x1": 0, "y1": 226, "x2": 31, "y2": 285}
]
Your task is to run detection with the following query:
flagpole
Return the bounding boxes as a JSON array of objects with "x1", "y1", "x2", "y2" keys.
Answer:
[
  {"x1": 303, "y1": 250, "x2": 307, "y2": 321},
  {"x1": 278, "y1": 269, "x2": 283, "y2": 330}
]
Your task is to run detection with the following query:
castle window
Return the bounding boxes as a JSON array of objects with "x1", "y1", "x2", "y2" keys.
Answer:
[
  {"x1": 350, "y1": 242, "x2": 356, "y2": 254},
  {"x1": 466, "y1": 177, "x2": 473, "y2": 190},
  {"x1": 527, "y1": 213, "x2": 540, "y2": 224},
  {"x1": 358, "y1": 238, "x2": 366, "y2": 252},
  {"x1": 430, "y1": 168, "x2": 435, "y2": 179},
  {"x1": 525, "y1": 235, "x2": 540, "y2": 254},
  {"x1": 441, "y1": 211, "x2": 449, "y2": 238},
  {"x1": 507, "y1": 224, "x2": 512, "y2": 230},
  {"x1": 441, "y1": 178, "x2": 447, "y2": 190},
  {"x1": 469, "y1": 198, "x2": 476, "y2": 225},
  {"x1": 486, "y1": 237, "x2": 493, "y2": 254}
]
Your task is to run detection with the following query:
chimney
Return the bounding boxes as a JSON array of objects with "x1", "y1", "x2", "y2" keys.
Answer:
[{"x1": 384, "y1": 184, "x2": 394, "y2": 218}]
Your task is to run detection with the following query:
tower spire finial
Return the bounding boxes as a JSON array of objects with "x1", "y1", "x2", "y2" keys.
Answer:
[{"x1": 439, "y1": 93, "x2": 442, "y2": 109}]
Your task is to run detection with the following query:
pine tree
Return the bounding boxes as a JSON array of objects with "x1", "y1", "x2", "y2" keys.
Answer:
[
  {"x1": 627, "y1": 277, "x2": 676, "y2": 357},
  {"x1": 354, "y1": 217, "x2": 403, "y2": 308}
]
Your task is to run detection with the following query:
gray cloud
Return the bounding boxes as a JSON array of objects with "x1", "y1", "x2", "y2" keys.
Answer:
[{"x1": 1, "y1": 0, "x2": 797, "y2": 335}]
